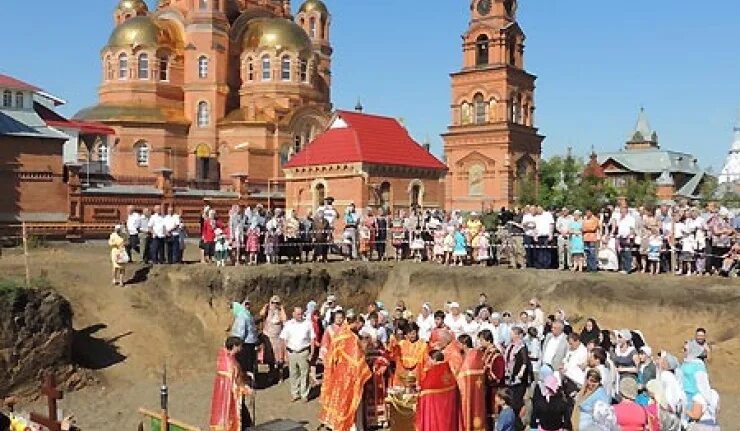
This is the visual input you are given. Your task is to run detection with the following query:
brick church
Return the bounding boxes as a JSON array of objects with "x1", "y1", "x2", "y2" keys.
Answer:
[{"x1": 442, "y1": 0, "x2": 544, "y2": 210}]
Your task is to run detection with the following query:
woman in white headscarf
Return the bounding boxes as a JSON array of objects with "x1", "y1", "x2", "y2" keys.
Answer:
[{"x1": 228, "y1": 205, "x2": 244, "y2": 265}]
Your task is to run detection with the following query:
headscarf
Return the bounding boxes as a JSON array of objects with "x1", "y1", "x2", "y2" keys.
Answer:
[
  {"x1": 305, "y1": 300, "x2": 317, "y2": 319},
  {"x1": 645, "y1": 379, "x2": 667, "y2": 409}
]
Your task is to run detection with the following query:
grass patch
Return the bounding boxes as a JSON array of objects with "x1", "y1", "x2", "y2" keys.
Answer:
[{"x1": 0, "y1": 271, "x2": 53, "y2": 300}]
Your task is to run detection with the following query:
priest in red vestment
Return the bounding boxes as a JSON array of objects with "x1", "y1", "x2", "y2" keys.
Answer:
[
  {"x1": 416, "y1": 350, "x2": 460, "y2": 431},
  {"x1": 318, "y1": 323, "x2": 371, "y2": 431},
  {"x1": 456, "y1": 335, "x2": 486, "y2": 431},
  {"x1": 210, "y1": 337, "x2": 251, "y2": 431}
]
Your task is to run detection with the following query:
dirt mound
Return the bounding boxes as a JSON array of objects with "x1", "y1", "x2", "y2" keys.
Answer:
[{"x1": 0, "y1": 287, "x2": 90, "y2": 395}]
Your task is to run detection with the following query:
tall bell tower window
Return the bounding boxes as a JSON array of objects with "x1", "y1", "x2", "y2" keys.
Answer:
[
  {"x1": 261, "y1": 55, "x2": 271, "y2": 81},
  {"x1": 118, "y1": 53, "x2": 128, "y2": 80},
  {"x1": 475, "y1": 35, "x2": 489, "y2": 66},
  {"x1": 138, "y1": 53, "x2": 149, "y2": 79},
  {"x1": 474, "y1": 93, "x2": 486, "y2": 125},
  {"x1": 198, "y1": 56, "x2": 209, "y2": 79}
]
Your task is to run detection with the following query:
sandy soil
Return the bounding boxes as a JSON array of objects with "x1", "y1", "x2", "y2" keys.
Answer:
[{"x1": 1, "y1": 242, "x2": 738, "y2": 430}]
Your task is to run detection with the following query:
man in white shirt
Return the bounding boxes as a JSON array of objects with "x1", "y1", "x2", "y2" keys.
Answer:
[
  {"x1": 522, "y1": 206, "x2": 537, "y2": 268},
  {"x1": 125, "y1": 205, "x2": 141, "y2": 262},
  {"x1": 279, "y1": 306, "x2": 315, "y2": 402},
  {"x1": 615, "y1": 206, "x2": 636, "y2": 273},
  {"x1": 139, "y1": 208, "x2": 152, "y2": 264},
  {"x1": 542, "y1": 320, "x2": 568, "y2": 370},
  {"x1": 163, "y1": 206, "x2": 181, "y2": 264},
  {"x1": 562, "y1": 332, "x2": 588, "y2": 388},
  {"x1": 555, "y1": 207, "x2": 573, "y2": 270},
  {"x1": 533, "y1": 206, "x2": 555, "y2": 269},
  {"x1": 416, "y1": 303, "x2": 435, "y2": 342},
  {"x1": 148, "y1": 205, "x2": 166, "y2": 264}
]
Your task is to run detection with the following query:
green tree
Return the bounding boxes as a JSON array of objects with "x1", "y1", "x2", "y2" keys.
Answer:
[
  {"x1": 517, "y1": 172, "x2": 539, "y2": 206},
  {"x1": 623, "y1": 175, "x2": 657, "y2": 208}
]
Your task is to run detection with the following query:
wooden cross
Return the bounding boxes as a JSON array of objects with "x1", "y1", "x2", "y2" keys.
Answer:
[{"x1": 30, "y1": 373, "x2": 64, "y2": 431}]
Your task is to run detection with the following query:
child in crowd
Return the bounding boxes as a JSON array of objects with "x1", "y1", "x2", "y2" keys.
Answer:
[
  {"x1": 646, "y1": 228, "x2": 662, "y2": 275},
  {"x1": 391, "y1": 219, "x2": 405, "y2": 262},
  {"x1": 245, "y1": 222, "x2": 260, "y2": 265},
  {"x1": 477, "y1": 231, "x2": 491, "y2": 266},
  {"x1": 443, "y1": 225, "x2": 455, "y2": 265},
  {"x1": 264, "y1": 227, "x2": 279, "y2": 264},
  {"x1": 679, "y1": 231, "x2": 697, "y2": 276},
  {"x1": 433, "y1": 224, "x2": 446, "y2": 264},
  {"x1": 410, "y1": 227, "x2": 425, "y2": 263},
  {"x1": 452, "y1": 227, "x2": 468, "y2": 266},
  {"x1": 214, "y1": 228, "x2": 229, "y2": 267}
]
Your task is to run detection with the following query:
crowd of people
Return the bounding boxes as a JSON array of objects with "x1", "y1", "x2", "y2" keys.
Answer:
[
  {"x1": 211, "y1": 294, "x2": 720, "y2": 431},
  {"x1": 112, "y1": 199, "x2": 740, "y2": 280}
]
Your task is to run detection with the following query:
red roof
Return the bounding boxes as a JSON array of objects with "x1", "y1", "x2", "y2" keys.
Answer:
[
  {"x1": 583, "y1": 152, "x2": 607, "y2": 179},
  {"x1": 34, "y1": 102, "x2": 115, "y2": 136},
  {"x1": 0, "y1": 74, "x2": 41, "y2": 92},
  {"x1": 284, "y1": 110, "x2": 447, "y2": 170}
]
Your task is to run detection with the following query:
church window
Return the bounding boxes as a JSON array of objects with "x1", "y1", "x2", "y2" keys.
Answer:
[
  {"x1": 134, "y1": 141, "x2": 149, "y2": 166},
  {"x1": 279, "y1": 144, "x2": 291, "y2": 166},
  {"x1": 410, "y1": 182, "x2": 422, "y2": 208},
  {"x1": 118, "y1": 53, "x2": 128, "y2": 80},
  {"x1": 294, "y1": 134, "x2": 302, "y2": 154},
  {"x1": 14, "y1": 92, "x2": 23, "y2": 109},
  {"x1": 281, "y1": 56, "x2": 291, "y2": 81},
  {"x1": 261, "y1": 55, "x2": 271, "y2": 81},
  {"x1": 138, "y1": 53, "x2": 149, "y2": 79},
  {"x1": 199, "y1": 0, "x2": 208, "y2": 10},
  {"x1": 508, "y1": 39, "x2": 517, "y2": 66},
  {"x1": 198, "y1": 56, "x2": 208, "y2": 79},
  {"x1": 474, "y1": 93, "x2": 486, "y2": 125},
  {"x1": 379, "y1": 182, "x2": 391, "y2": 211},
  {"x1": 475, "y1": 35, "x2": 489, "y2": 66},
  {"x1": 197, "y1": 101, "x2": 210, "y2": 128},
  {"x1": 105, "y1": 55, "x2": 113, "y2": 80},
  {"x1": 313, "y1": 183, "x2": 326, "y2": 209},
  {"x1": 159, "y1": 56, "x2": 169, "y2": 81},
  {"x1": 489, "y1": 98, "x2": 497, "y2": 122},
  {"x1": 461, "y1": 102, "x2": 471, "y2": 125},
  {"x1": 309, "y1": 17, "x2": 317, "y2": 38},
  {"x1": 300, "y1": 59, "x2": 308, "y2": 83},
  {"x1": 511, "y1": 94, "x2": 522, "y2": 123},
  {"x1": 2, "y1": 90, "x2": 12, "y2": 107},
  {"x1": 96, "y1": 142, "x2": 109, "y2": 164},
  {"x1": 468, "y1": 164, "x2": 485, "y2": 196},
  {"x1": 246, "y1": 58, "x2": 254, "y2": 81}
]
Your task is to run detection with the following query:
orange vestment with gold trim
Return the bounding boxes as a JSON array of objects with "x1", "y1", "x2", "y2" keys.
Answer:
[{"x1": 318, "y1": 325, "x2": 372, "y2": 431}]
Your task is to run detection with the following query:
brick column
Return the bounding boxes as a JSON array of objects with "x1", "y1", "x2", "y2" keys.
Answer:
[
  {"x1": 231, "y1": 173, "x2": 250, "y2": 203},
  {"x1": 65, "y1": 163, "x2": 83, "y2": 241},
  {"x1": 156, "y1": 168, "x2": 174, "y2": 211}
]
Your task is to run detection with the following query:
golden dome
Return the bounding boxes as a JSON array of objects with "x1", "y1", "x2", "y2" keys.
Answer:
[
  {"x1": 242, "y1": 18, "x2": 313, "y2": 58},
  {"x1": 298, "y1": 0, "x2": 329, "y2": 17},
  {"x1": 107, "y1": 16, "x2": 177, "y2": 49},
  {"x1": 117, "y1": 0, "x2": 148, "y2": 15}
]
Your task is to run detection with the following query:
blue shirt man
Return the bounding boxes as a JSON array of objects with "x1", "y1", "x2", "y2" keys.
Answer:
[{"x1": 231, "y1": 301, "x2": 258, "y2": 344}]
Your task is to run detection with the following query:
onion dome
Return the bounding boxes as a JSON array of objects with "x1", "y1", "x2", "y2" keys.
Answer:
[
  {"x1": 242, "y1": 18, "x2": 313, "y2": 58},
  {"x1": 107, "y1": 16, "x2": 178, "y2": 49},
  {"x1": 298, "y1": 0, "x2": 329, "y2": 18}
]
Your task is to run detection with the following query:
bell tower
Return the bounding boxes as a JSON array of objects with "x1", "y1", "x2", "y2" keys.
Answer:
[{"x1": 442, "y1": 0, "x2": 544, "y2": 210}]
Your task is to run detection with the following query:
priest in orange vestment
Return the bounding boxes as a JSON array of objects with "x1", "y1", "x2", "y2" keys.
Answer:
[
  {"x1": 318, "y1": 324, "x2": 372, "y2": 431},
  {"x1": 389, "y1": 322, "x2": 428, "y2": 386},
  {"x1": 456, "y1": 335, "x2": 486, "y2": 431},
  {"x1": 433, "y1": 329, "x2": 463, "y2": 376},
  {"x1": 210, "y1": 337, "x2": 251, "y2": 431},
  {"x1": 416, "y1": 350, "x2": 460, "y2": 431}
]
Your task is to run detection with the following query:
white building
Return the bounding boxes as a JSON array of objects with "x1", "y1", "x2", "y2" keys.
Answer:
[{"x1": 718, "y1": 120, "x2": 740, "y2": 185}]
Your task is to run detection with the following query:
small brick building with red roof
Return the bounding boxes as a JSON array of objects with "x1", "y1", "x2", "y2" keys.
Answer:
[{"x1": 284, "y1": 109, "x2": 447, "y2": 215}]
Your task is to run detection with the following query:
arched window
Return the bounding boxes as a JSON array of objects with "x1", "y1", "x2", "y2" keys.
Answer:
[
  {"x1": 159, "y1": 56, "x2": 169, "y2": 81},
  {"x1": 379, "y1": 182, "x2": 391, "y2": 211},
  {"x1": 309, "y1": 17, "x2": 317, "y2": 38},
  {"x1": 281, "y1": 56, "x2": 291, "y2": 81},
  {"x1": 105, "y1": 55, "x2": 113, "y2": 80},
  {"x1": 96, "y1": 142, "x2": 109, "y2": 164},
  {"x1": 468, "y1": 164, "x2": 485, "y2": 196},
  {"x1": 134, "y1": 141, "x2": 149, "y2": 166},
  {"x1": 474, "y1": 93, "x2": 486, "y2": 125},
  {"x1": 461, "y1": 102, "x2": 471, "y2": 125},
  {"x1": 14, "y1": 92, "x2": 23, "y2": 109},
  {"x1": 198, "y1": 56, "x2": 208, "y2": 79},
  {"x1": 410, "y1": 183, "x2": 422, "y2": 209},
  {"x1": 138, "y1": 53, "x2": 149, "y2": 79},
  {"x1": 195, "y1": 144, "x2": 211, "y2": 180},
  {"x1": 246, "y1": 58, "x2": 254, "y2": 81},
  {"x1": 475, "y1": 35, "x2": 489, "y2": 66},
  {"x1": 314, "y1": 183, "x2": 326, "y2": 209},
  {"x1": 293, "y1": 134, "x2": 302, "y2": 154},
  {"x1": 199, "y1": 0, "x2": 208, "y2": 10},
  {"x1": 2, "y1": 90, "x2": 12, "y2": 107},
  {"x1": 489, "y1": 98, "x2": 498, "y2": 122},
  {"x1": 197, "y1": 101, "x2": 210, "y2": 128},
  {"x1": 511, "y1": 94, "x2": 522, "y2": 123},
  {"x1": 508, "y1": 38, "x2": 517, "y2": 66},
  {"x1": 261, "y1": 55, "x2": 271, "y2": 81},
  {"x1": 279, "y1": 144, "x2": 291, "y2": 166},
  {"x1": 118, "y1": 53, "x2": 128, "y2": 80},
  {"x1": 299, "y1": 59, "x2": 308, "y2": 82}
]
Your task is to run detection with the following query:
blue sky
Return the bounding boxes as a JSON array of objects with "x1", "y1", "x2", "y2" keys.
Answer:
[{"x1": 1, "y1": 0, "x2": 737, "y2": 171}]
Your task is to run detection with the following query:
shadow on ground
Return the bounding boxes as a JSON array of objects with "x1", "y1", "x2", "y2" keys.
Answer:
[{"x1": 72, "y1": 323, "x2": 129, "y2": 370}]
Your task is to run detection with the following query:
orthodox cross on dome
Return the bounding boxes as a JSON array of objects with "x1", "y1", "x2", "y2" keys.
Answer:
[{"x1": 29, "y1": 373, "x2": 64, "y2": 431}]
